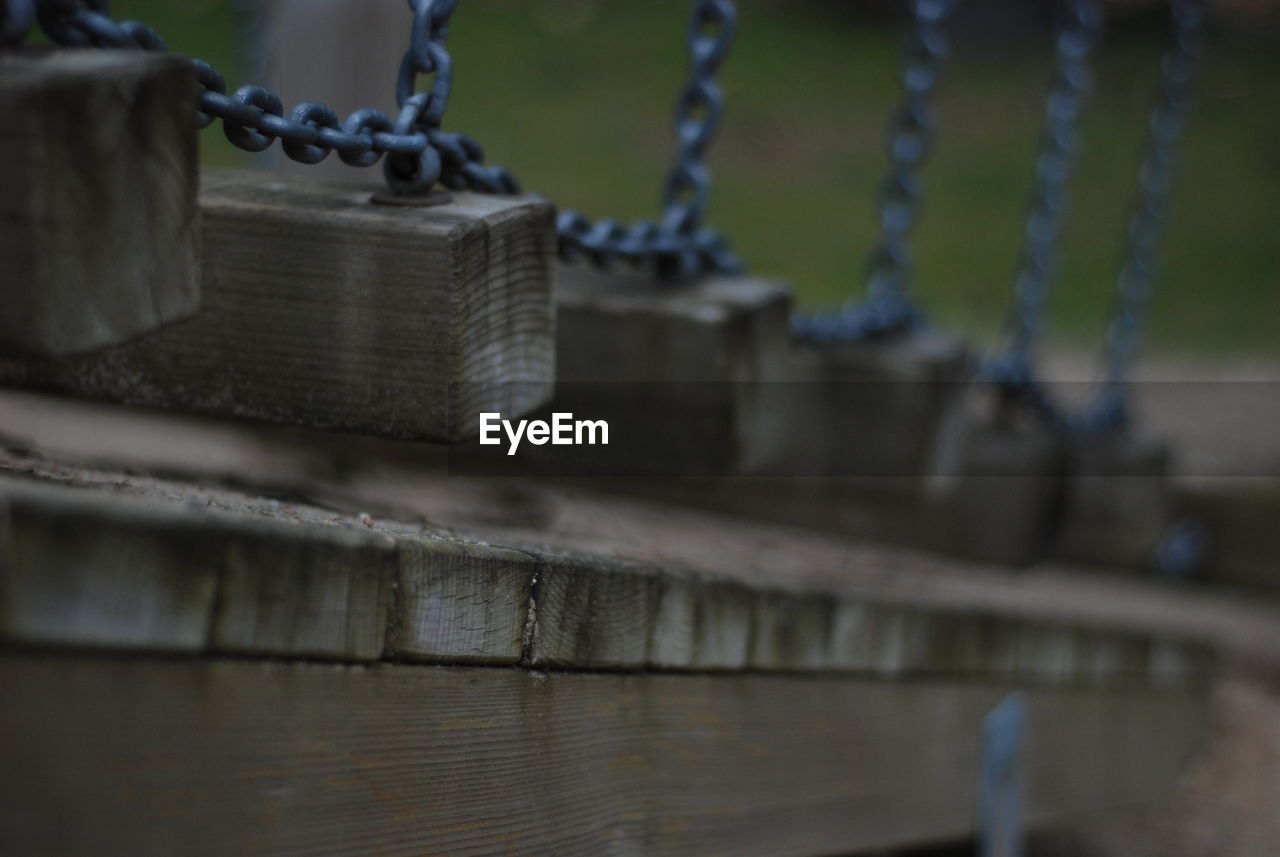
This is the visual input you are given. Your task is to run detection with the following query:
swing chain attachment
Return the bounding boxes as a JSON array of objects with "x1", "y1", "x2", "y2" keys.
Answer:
[
  {"x1": 557, "y1": 0, "x2": 744, "y2": 281},
  {"x1": 794, "y1": 0, "x2": 960, "y2": 344},
  {"x1": 986, "y1": 0, "x2": 1206, "y2": 437},
  {"x1": 11, "y1": 0, "x2": 518, "y2": 197}
]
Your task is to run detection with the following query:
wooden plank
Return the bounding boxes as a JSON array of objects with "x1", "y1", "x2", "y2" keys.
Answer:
[
  {"x1": 210, "y1": 528, "x2": 397, "y2": 661},
  {"x1": 0, "y1": 49, "x2": 200, "y2": 356},
  {"x1": 784, "y1": 330, "x2": 971, "y2": 478},
  {"x1": 543, "y1": 267, "x2": 794, "y2": 475},
  {"x1": 0, "y1": 479, "x2": 397, "y2": 660},
  {"x1": 0, "y1": 170, "x2": 556, "y2": 442},
  {"x1": 527, "y1": 554, "x2": 662, "y2": 669},
  {"x1": 388, "y1": 538, "x2": 536, "y2": 665},
  {"x1": 0, "y1": 654, "x2": 1209, "y2": 857},
  {"x1": 1052, "y1": 435, "x2": 1173, "y2": 570},
  {"x1": 0, "y1": 456, "x2": 1224, "y2": 686},
  {"x1": 0, "y1": 490, "x2": 219, "y2": 652}
]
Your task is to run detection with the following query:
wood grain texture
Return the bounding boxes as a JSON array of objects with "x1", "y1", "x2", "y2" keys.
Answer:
[
  {"x1": 0, "y1": 49, "x2": 200, "y2": 356},
  {"x1": 210, "y1": 528, "x2": 396, "y2": 661},
  {"x1": 548, "y1": 267, "x2": 794, "y2": 475},
  {"x1": 388, "y1": 537, "x2": 536, "y2": 664},
  {"x1": 0, "y1": 170, "x2": 555, "y2": 441},
  {"x1": 0, "y1": 654, "x2": 1208, "y2": 857},
  {"x1": 0, "y1": 456, "x2": 1221, "y2": 686},
  {"x1": 0, "y1": 479, "x2": 396, "y2": 660}
]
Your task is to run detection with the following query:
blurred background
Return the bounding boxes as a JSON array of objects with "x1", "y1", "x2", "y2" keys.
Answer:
[{"x1": 110, "y1": 0, "x2": 1278, "y2": 356}]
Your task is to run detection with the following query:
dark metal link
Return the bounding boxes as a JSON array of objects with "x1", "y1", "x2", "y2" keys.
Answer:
[
  {"x1": 1086, "y1": 0, "x2": 1206, "y2": 433},
  {"x1": 794, "y1": 0, "x2": 959, "y2": 343},
  {"x1": 556, "y1": 0, "x2": 744, "y2": 280},
  {"x1": 22, "y1": 0, "x2": 519, "y2": 200},
  {"x1": 986, "y1": 0, "x2": 1206, "y2": 436},
  {"x1": 982, "y1": 0, "x2": 1104, "y2": 416}
]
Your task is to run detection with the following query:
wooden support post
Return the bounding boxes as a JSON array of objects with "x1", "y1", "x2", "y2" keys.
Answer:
[
  {"x1": 0, "y1": 49, "x2": 200, "y2": 356},
  {"x1": 0, "y1": 170, "x2": 557, "y2": 442},
  {"x1": 785, "y1": 329, "x2": 971, "y2": 480},
  {"x1": 927, "y1": 397, "x2": 1067, "y2": 566},
  {"x1": 544, "y1": 267, "x2": 794, "y2": 475},
  {"x1": 1051, "y1": 435, "x2": 1174, "y2": 570}
]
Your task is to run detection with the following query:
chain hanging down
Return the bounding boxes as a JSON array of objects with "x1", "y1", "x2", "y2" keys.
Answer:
[
  {"x1": 987, "y1": 0, "x2": 1207, "y2": 436},
  {"x1": 557, "y1": 0, "x2": 744, "y2": 280},
  {"x1": 982, "y1": 0, "x2": 1105, "y2": 415},
  {"x1": 13, "y1": 0, "x2": 517, "y2": 195},
  {"x1": 794, "y1": 0, "x2": 960, "y2": 343}
]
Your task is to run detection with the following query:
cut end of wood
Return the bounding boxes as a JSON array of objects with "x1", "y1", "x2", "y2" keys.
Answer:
[{"x1": 0, "y1": 49, "x2": 201, "y2": 357}]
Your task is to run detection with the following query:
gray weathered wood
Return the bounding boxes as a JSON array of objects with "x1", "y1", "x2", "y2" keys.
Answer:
[
  {"x1": 1052, "y1": 435, "x2": 1173, "y2": 570},
  {"x1": 548, "y1": 267, "x2": 794, "y2": 475},
  {"x1": 0, "y1": 49, "x2": 200, "y2": 356},
  {"x1": 527, "y1": 555, "x2": 662, "y2": 668},
  {"x1": 0, "y1": 170, "x2": 556, "y2": 441},
  {"x1": 784, "y1": 329, "x2": 971, "y2": 478},
  {"x1": 0, "y1": 653, "x2": 1209, "y2": 857},
  {"x1": 0, "y1": 490, "x2": 219, "y2": 652},
  {"x1": 0, "y1": 458, "x2": 1219, "y2": 687},
  {"x1": 210, "y1": 528, "x2": 397, "y2": 661},
  {"x1": 388, "y1": 538, "x2": 536, "y2": 664}
]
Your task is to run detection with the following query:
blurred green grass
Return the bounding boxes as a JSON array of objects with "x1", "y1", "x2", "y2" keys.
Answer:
[{"x1": 115, "y1": 0, "x2": 1280, "y2": 355}]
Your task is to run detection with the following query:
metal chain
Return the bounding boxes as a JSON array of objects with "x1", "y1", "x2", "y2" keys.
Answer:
[
  {"x1": 986, "y1": 0, "x2": 1206, "y2": 435},
  {"x1": 1087, "y1": 0, "x2": 1207, "y2": 433},
  {"x1": 557, "y1": 0, "x2": 743, "y2": 280},
  {"x1": 794, "y1": 0, "x2": 959, "y2": 343},
  {"x1": 13, "y1": 0, "x2": 519, "y2": 196},
  {"x1": 982, "y1": 0, "x2": 1104, "y2": 403}
]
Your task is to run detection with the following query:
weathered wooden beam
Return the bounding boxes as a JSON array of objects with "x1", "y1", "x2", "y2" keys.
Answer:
[
  {"x1": 0, "y1": 653, "x2": 1208, "y2": 857},
  {"x1": 0, "y1": 170, "x2": 556, "y2": 441},
  {"x1": 541, "y1": 267, "x2": 794, "y2": 475},
  {"x1": 1051, "y1": 435, "x2": 1174, "y2": 570},
  {"x1": 0, "y1": 49, "x2": 200, "y2": 356},
  {"x1": 785, "y1": 330, "x2": 971, "y2": 478},
  {"x1": 0, "y1": 464, "x2": 1215, "y2": 688}
]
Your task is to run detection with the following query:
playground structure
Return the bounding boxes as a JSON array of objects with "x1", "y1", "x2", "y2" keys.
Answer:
[{"x1": 1, "y1": 1, "x2": 1277, "y2": 855}]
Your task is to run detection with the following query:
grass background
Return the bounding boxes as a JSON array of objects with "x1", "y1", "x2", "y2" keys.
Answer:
[{"x1": 112, "y1": 0, "x2": 1279, "y2": 356}]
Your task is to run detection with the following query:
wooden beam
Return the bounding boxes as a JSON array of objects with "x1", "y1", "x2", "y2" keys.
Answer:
[
  {"x1": 0, "y1": 462, "x2": 1215, "y2": 688},
  {"x1": 0, "y1": 653, "x2": 1208, "y2": 857},
  {"x1": 0, "y1": 49, "x2": 200, "y2": 356},
  {"x1": 1051, "y1": 435, "x2": 1173, "y2": 570},
  {"x1": 0, "y1": 170, "x2": 556, "y2": 442},
  {"x1": 544, "y1": 267, "x2": 794, "y2": 475}
]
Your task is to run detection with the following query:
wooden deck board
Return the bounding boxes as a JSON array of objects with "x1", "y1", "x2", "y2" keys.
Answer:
[{"x1": 0, "y1": 653, "x2": 1207, "y2": 857}]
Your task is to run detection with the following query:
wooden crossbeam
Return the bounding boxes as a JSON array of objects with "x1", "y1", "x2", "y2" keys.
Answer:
[
  {"x1": 543, "y1": 267, "x2": 794, "y2": 475},
  {"x1": 0, "y1": 170, "x2": 557, "y2": 441},
  {"x1": 0, "y1": 458, "x2": 1215, "y2": 685},
  {"x1": 0, "y1": 653, "x2": 1207, "y2": 857},
  {"x1": 0, "y1": 50, "x2": 200, "y2": 356}
]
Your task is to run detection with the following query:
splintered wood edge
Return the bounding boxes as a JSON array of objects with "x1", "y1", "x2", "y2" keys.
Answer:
[{"x1": 0, "y1": 473, "x2": 1215, "y2": 687}]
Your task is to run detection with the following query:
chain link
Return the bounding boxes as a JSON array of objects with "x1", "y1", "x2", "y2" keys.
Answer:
[
  {"x1": 16, "y1": 0, "x2": 519, "y2": 196},
  {"x1": 557, "y1": 0, "x2": 743, "y2": 280},
  {"x1": 985, "y1": 0, "x2": 1205, "y2": 436},
  {"x1": 1089, "y1": 0, "x2": 1206, "y2": 432},
  {"x1": 981, "y1": 0, "x2": 1103, "y2": 412},
  {"x1": 794, "y1": 0, "x2": 959, "y2": 343}
]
